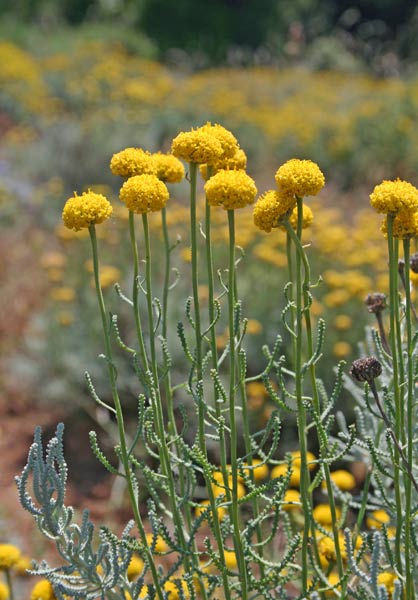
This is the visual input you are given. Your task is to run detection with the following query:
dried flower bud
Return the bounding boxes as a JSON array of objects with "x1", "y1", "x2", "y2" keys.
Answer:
[
  {"x1": 410, "y1": 252, "x2": 418, "y2": 273},
  {"x1": 365, "y1": 293, "x2": 387, "y2": 314},
  {"x1": 350, "y1": 357, "x2": 382, "y2": 383},
  {"x1": 398, "y1": 258, "x2": 405, "y2": 276}
]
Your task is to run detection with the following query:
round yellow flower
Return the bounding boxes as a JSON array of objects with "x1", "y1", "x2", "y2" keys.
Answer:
[
  {"x1": 127, "y1": 555, "x2": 144, "y2": 580},
  {"x1": 49, "y1": 287, "x2": 76, "y2": 302},
  {"x1": 313, "y1": 504, "x2": 341, "y2": 526},
  {"x1": 195, "y1": 499, "x2": 227, "y2": 521},
  {"x1": 324, "y1": 572, "x2": 341, "y2": 597},
  {"x1": 271, "y1": 464, "x2": 301, "y2": 488},
  {"x1": 224, "y1": 550, "x2": 238, "y2": 570},
  {"x1": 285, "y1": 203, "x2": 314, "y2": 230},
  {"x1": 211, "y1": 472, "x2": 246, "y2": 499},
  {"x1": 290, "y1": 450, "x2": 316, "y2": 471},
  {"x1": 333, "y1": 315, "x2": 352, "y2": 330},
  {"x1": 97, "y1": 265, "x2": 121, "y2": 289},
  {"x1": 110, "y1": 147, "x2": 156, "y2": 178},
  {"x1": 381, "y1": 210, "x2": 418, "y2": 239},
  {"x1": 119, "y1": 175, "x2": 169, "y2": 214},
  {"x1": 62, "y1": 191, "x2": 113, "y2": 231},
  {"x1": 242, "y1": 459, "x2": 269, "y2": 482},
  {"x1": 200, "y1": 148, "x2": 247, "y2": 180},
  {"x1": 370, "y1": 179, "x2": 418, "y2": 214},
  {"x1": 332, "y1": 341, "x2": 352, "y2": 358},
  {"x1": 326, "y1": 469, "x2": 356, "y2": 491},
  {"x1": 197, "y1": 123, "x2": 239, "y2": 158},
  {"x1": 253, "y1": 190, "x2": 296, "y2": 232},
  {"x1": 204, "y1": 169, "x2": 257, "y2": 210},
  {"x1": 275, "y1": 159, "x2": 325, "y2": 197},
  {"x1": 410, "y1": 270, "x2": 418, "y2": 287},
  {"x1": 145, "y1": 533, "x2": 169, "y2": 553},
  {"x1": 151, "y1": 152, "x2": 185, "y2": 183},
  {"x1": 377, "y1": 572, "x2": 398, "y2": 596},
  {"x1": 366, "y1": 509, "x2": 390, "y2": 529},
  {"x1": 163, "y1": 580, "x2": 189, "y2": 599},
  {"x1": 281, "y1": 489, "x2": 301, "y2": 511},
  {"x1": 13, "y1": 555, "x2": 32, "y2": 575},
  {"x1": 0, "y1": 544, "x2": 21, "y2": 569},
  {"x1": 30, "y1": 580, "x2": 56, "y2": 600},
  {"x1": 171, "y1": 129, "x2": 223, "y2": 164},
  {"x1": 0, "y1": 583, "x2": 8, "y2": 600}
]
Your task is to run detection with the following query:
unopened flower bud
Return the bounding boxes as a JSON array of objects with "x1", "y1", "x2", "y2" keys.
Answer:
[
  {"x1": 365, "y1": 293, "x2": 387, "y2": 314},
  {"x1": 350, "y1": 357, "x2": 382, "y2": 383}
]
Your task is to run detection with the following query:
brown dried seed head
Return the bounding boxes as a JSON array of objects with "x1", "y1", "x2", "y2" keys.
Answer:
[
  {"x1": 410, "y1": 252, "x2": 418, "y2": 273},
  {"x1": 350, "y1": 357, "x2": 382, "y2": 383},
  {"x1": 365, "y1": 293, "x2": 387, "y2": 314}
]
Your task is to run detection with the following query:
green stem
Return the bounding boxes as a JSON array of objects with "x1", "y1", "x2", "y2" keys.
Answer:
[
  {"x1": 228, "y1": 209, "x2": 248, "y2": 599},
  {"x1": 386, "y1": 215, "x2": 404, "y2": 577},
  {"x1": 88, "y1": 225, "x2": 164, "y2": 600},
  {"x1": 402, "y1": 238, "x2": 416, "y2": 600},
  {"x1": 5, "y1": 569, "x2": 14, "y2": 600}
]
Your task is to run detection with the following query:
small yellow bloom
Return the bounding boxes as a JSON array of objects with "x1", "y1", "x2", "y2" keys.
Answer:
[
  {"x1": 245, "y1": 319, "x2": 263, "y2": 335},
  {"x1": 127, "y1": 555, "x2": 144, "y2": 580},
  {"x1": 110, "y1": 147, "x2": 156, "y2": 178},
  {"x1": 325, "y1": 469, "x2": 356, "y2": 491},
  {"x1": 223, "y1": 550, "x2": 238, "y2": 570},
  {"x1": 40, "y1": 252, "x2": 67, "y2": 269},
  {"x1": 200, "y1": 148, "x2": 247, "y2": 180},
  {"x1": 377, "y1": 572, "x2": 398, "y2": 597},
  {"x1": 195, "y1": 499, "x2": 226, "y2": 521},
  {"x1": 197, "y1": 122, "x2": 239, "y2": 158},
  {"x1": 290, "y1": 450, "x2": 316, "y2": 471},
  {"x1": 271, "y1": 464, "x2": 301, "y2": 488},
  {"x1": 13, "y1": 555, "x2": 31, "y2": 575},
  {"x1": 49, "y1": 287, "x2": 76, "y2": 303},
  {"x1": 246, "y1": 381, "x2": 268, "y2": 410},
  {"x1": 30, "y1": 579, "x2": 56, "y2": 600},
  {"x1": 151, "y1": 152, "x2": 185, "y2": 183},
  {"x1": 381, "y1": 210, "x2": 418, "y2": 239},
  {"x1": 242, "y1": 459, "x2": 269, "y2": 482},
  {"x1": 333, "y1": 315, "x2": 352, "y2": 330},
  {"x1": 332, "y1": 341, "x2": 352, "y2": 358},
  {"x1": 211, "y1": 472, "x2": 246, "y2": 499},
  {"x1": 171, "y1": 129, "x2": 223, "y2": 164},
  {"x1": 62, "y1": 190, "x2": 113, "y2": 231},
  {"x1": 0, "y1": 583, "x2": 8, "y2": 600},
  {"x1": 205, "y1": 169, "x2": 257, "y2": 210},
  {"x1": 410, "y1": 270, "x2": 418, "y2": 287},
  {"x1": 119, "y1": 174, "x2": 169, "y2": 214},
  {"x1": 0, "y1": 544, "x2": 21, "y2": 569},
  {"x1": 313, "y1": 504, "x2": 341, "y2": 526},
  {"x1": 253, "y1": 189, "x2": 296, "y2": 232},
  {"x1": 163, "y1": 580, "x2": 189, "y2": 599},
  {"x1": 97, "y1": 265, "x2": 121, "y2": 289},
  {"x1": 275, "y1": 159, "x2": 325, "y2": 197},
  {"x1": 281, "y1": 489, "x2": 301, "y2": 511},
  {"x1": 324, "y1": 572, "x2": 341, "y2": 597},
  {"x1": 145, "y1": 533, "x2": 169, "y2": 553},
  {"x1": 280, "y1": 203, "x2": 314, "y2": 230},
  {"x1": 366, "y1": 509, "x2": 390, "y2": 529},
  {"x1": 370, "y1": 178, "x2": 418, "y2": 215}
]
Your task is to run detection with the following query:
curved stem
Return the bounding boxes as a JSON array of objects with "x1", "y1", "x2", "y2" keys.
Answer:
[{"x1": 88, "y1": 225, "x2": 164, "y2": 600}]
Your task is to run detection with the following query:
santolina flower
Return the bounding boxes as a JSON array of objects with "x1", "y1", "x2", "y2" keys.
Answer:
[
  {"x1": 200, "y1": 148, "x2": 247, "y2": 180},
  {"x1": 110, "y1": 147, "x2": 155, "y2": 178},
  {"x1": 171, "y1": 129, "x2": 223, "y2": 164},
  {"x1": 127, "y1": 555, "x2": 144, "y2": 581},
  {"x1": 0, "y1": 582, "x2": 8, "y2": 600},
  {"x1": 151, "y1": 152, "x2": 185, "y2": 183},
  {"x1": 204, "y1": 169, "x2": 257, "y2": 210},
  {"x1": 275, "y1": 159, "x2": 325, "y2": 197},
  {"x1": 197, "y1": 122, "x2": 239, "y2": 158},
  {"x1": 280, "y1": 203, "x2": 314, "y2": 231},
  {"x1": 30, "y1": 579, "x2": 56, "y2": 600},
  {"x1": 253, "y1": 190, "x2": 296, "y2": 232},
  {"x1": 381, "y1": 210, "x2": 418, "y2": 239},
  {"x1": 0, "y1": 544, "x2": 21, "y2": 569},
  {"x1": 370, "y1": 179, "x2": 418, "y2": 215},
  {"x1": 119, "y1": 175, "x2": 169, "y2": 214},
  {"x1": 62, "y1": 191, "x2": 113, "y2": 231}
]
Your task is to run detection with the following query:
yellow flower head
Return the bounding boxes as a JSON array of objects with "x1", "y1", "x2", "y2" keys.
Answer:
[
  {"x1": 283, "y1": 203, "x2": 314, "y2": 230},
  {"x1": 119, "y1": 174, "x2": 169, "y2": 214},
  {"x1": 275, "y1": 159, "x2": 325, "y2": 197},
  {"x1": 62, "y1": 191, "x2": 113, "y2": 231},
  {"x1": 0, "y1": 544, "x2": 21, "y2": 569},
  {"x1": 197, "y1": 122, "x2": 239, "y2": 158},
  {"x1": 271, "y1": 463, "x2": 301, "y2": 488},
  {"x1": 127, "y1": 555, "x2": 144, "y2": 581},
  {"x1": 410, "y1": 270, "x2": 418, "y2": 287},
  {"x1": 313, "y1": 504, "x2": 341, "y2": 526},
  {"x1": 377, "y1": 572, "x2": 398, "y2": 597},
  {"x1": 242, "y1": 459, "x2": 269, "y2": 482},
  {"x1": 381, "y1": 210, "x2": 418, "y2": 239},
  {"x1": 224, "y1": 550, "x2": 238, "y2": 570},
  {"x1": 110, "y1": 147, "x2": 156, "y2": 178},
  {"x1": 200, "y1": 148, "x2": 247, "y2": 180},
  {"x1": 49, "y1": 287, "x2": 76, "y2": 302},
  {"x1": 204, "y1": 169, "x2": 257, "y2": 210},
  {"x1": 366, "y1": 509, "x2": 390, "y2": 529},
  {"x1": 30, "y1": 580, "x2": 56, "y2": 600},
  {"x1": 163, "y1": 580, "x2": 189, "y2": 599},
  {"x1": 195, "y1": 499, "x2": 227, "y2": 521},
  {"x1": 0, "y1": 582, "x2": 8, "y2": 600},
  {"x1": 325, "y1": 572, "x2": 341, "y2": 598},
  {"x1": 171, "y1": 129, "x2": 223, "y2": 164},
  {"x1": 13, "y1": 555, "x2": 32, "y2": 575},
  {"x1": 253, "y1": 190, "x2": 296, "y2": 232},
  {"x1": 145, "y1": 533, "x2": 169, "y2": 553},
  {"x1": 281, "y1": 489, "x2": 301, "y2": 511},
  {"x1": 290, "y1": 450, "x2": 316, "y2": 471},
  {"x1": 151, "y1": 152, "x2": 185, "y2": 183},
  {"x1": 370, "y1": 179, "x2": 418, "y2": 215},
  {"x1": 324, "y1": 469, "x2": 356, "y2": 491}
]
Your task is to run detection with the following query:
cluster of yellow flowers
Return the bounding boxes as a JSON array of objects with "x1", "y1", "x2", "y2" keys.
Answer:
[
  {"x1": 370, "y1": 178, "x2": 418, "y2": 239},
  {"x1": 253, "y1": 159, "x2": 323, "y2": 233},
  {"x1": 0, "y1": 543, "x2": 32, "y2": 600}
]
